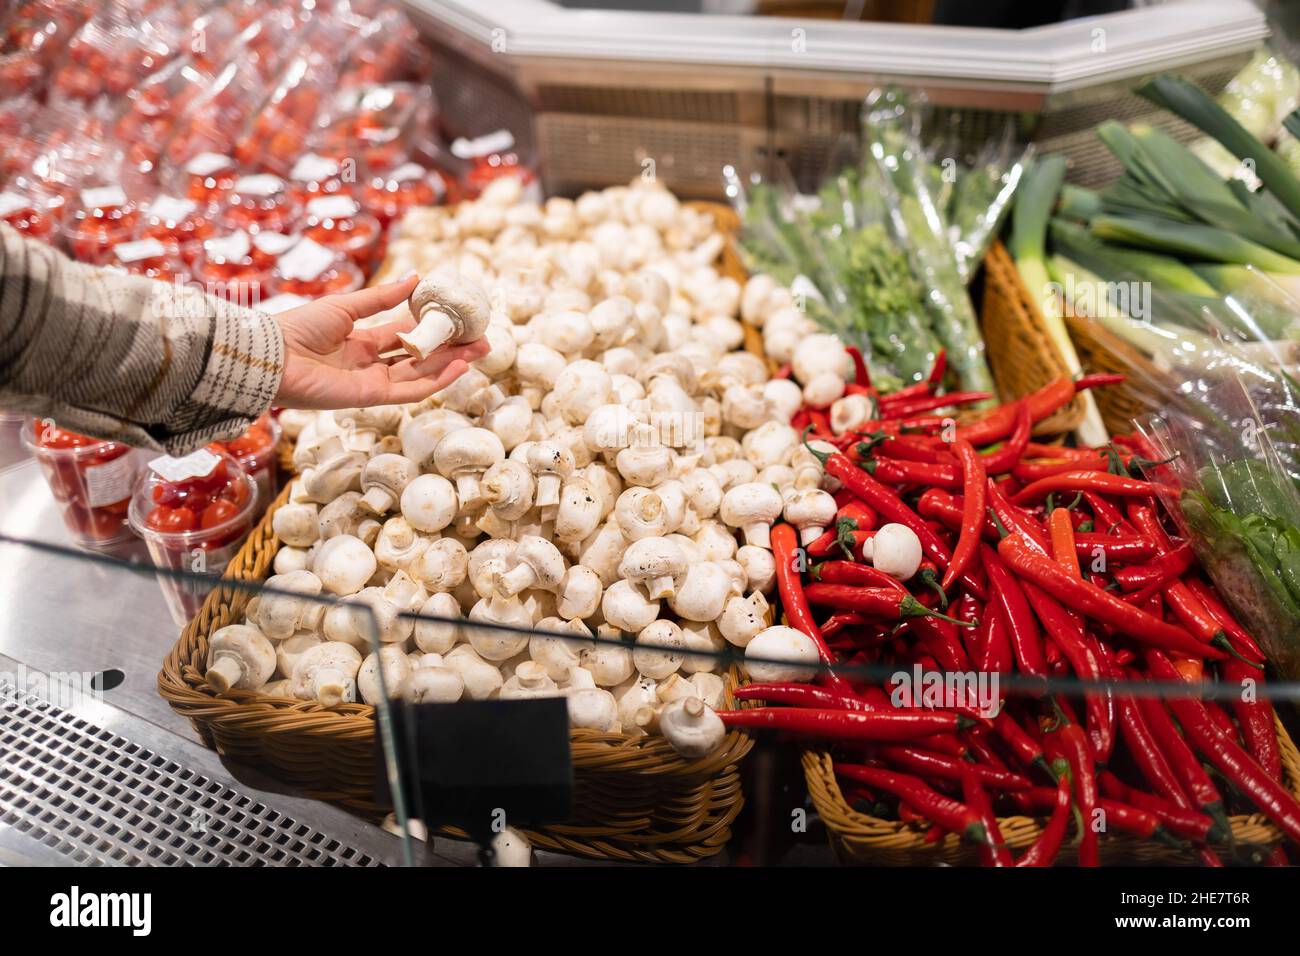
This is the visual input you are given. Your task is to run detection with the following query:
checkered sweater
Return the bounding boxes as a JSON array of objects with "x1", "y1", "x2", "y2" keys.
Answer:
[{"x1": 0, "y1": 225, "x2": 284, "y2": 454}]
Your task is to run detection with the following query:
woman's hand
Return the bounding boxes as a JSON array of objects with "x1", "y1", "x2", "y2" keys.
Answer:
[{"x1": 273, "y1": 275, "x2": 489, "y2": 410}]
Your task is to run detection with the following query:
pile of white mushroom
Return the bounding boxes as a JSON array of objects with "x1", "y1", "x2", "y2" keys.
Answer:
[{"x1": 204, "y1": 177, "x2": 871, "y2": 760}]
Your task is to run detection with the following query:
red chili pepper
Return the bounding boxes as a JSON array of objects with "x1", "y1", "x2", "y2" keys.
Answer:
[
  {"x1": 996, "y1": 534, "x2": 1224, "y2": 660},
  {"x1": 810, "y1": 560, "x2": 902, "y2": 591},
  {"x1": 927, "y1": 349, "x2": 947, "y2": 388},
  {"x1": 1110, "y1": 543, "x2": 1195, "y2": 591},
  {"x1": 864, "y1": 457, "x2": 962, "y2": 489},
  {"x1": 1048, "y1": 506, "x2": 1081, "y2": 578},
  {"x1": 1099, "y1": 771, "x2": 1225, "y2": 844},
  {"x1": 1081, "y1": 490, "x2": 1131, "y2": 534},
  {"x1": 992, "y1": 710, "x2": 1052, "y2": 779},
  {"x1": 864, "y1": 435, "x2": 951, "y2": 464},
  {"x1": 958, "y1": 375, "x2": 1123, "y2": 447},
  {"x1": 719, "y1": 707, "x2": 972, "y2": 740},
  {"x1": 845, "y1": 345, "x2": 870, "y2": 387},
  {"x1": 960, "y1": 766, "x2": 1012, "y2": 866},
  {"x1": 978, "y1": 402, "x2": 1033, "y2": 475},
  {"x1": 982, "y1": 544, "x2": 1048, "y2": 678},
  {"x1": 1044, "y1": 708, "x2": 1099, "y2": 867},
  {"x1": 1184, "y1": 578, "x2": 1267, "y2": 664},
  {"x1": 732, "y1": 682, "x2": 874, "y2": 711},
  {"x1": 1024, "y1": 442, "x2": 1106, "y2": 461},
  {"x1": 773, "y1": 363, "x2": 792, "y2": 380},
  {"x1": 1134, "y1": 690, "x2": 1230, "y2": 837},
  {"x1": 1221, "y1": 658, "x2": 1282, "y2": 782},
  {"x1": 838, "y1": 499, "x2": 878, "y2": 530},
  {"x1": 879, "y1": 746, "x2": 1031, "y2": 792},
  {"x1": 1016, "y1": 776, "x2": 1071, "y2": 866},
  {"x1": 1164, "y1": 581, "x2": 1260, "y2": 666},
  {"x1": 1146, "y1": 649, "x2": 1300, "y2": 846},
  {"x1": 770, "y1": 523, "x2": 854, "y2": 697},
  {"x1": 803, "y1": 583, "x2": 972, "y2": 626},
  {"x1": 806, "y1": 408, "x2": 833, "y2": 436},
  {"x1": 1072, "y1": 533, "x2": 1157, "y2": 564},
  {"x1": 819, "y1": 451, "x2": 953, "y2": 566},
  {"x1": 820, "y1": 612, "x2": 871, "y2": 639},
  {"x1": 883, "y1": 390, "x2": 993, "y2": 420},
  {"x1": 1021, "y1": 581, "x2": 1112, "y2": 762},
  {"x1": 942, "y1": 439, "x2": 986, "y2": 592},
  {"x1": 987, "y1": 479, "x2": 1052, "y2": 554},
  {"x1": 835, "y1": 764, "x2": 989, "y2": 845},
  {"x1": 978, "y1": 601, "x2": 1014, "y2": 675},
  {"x1": 1010, "y1": 470, "x2": 1166, "y2": 506},
  {"x1": 1013, "y1": 458, "x2": 1109, "y2": 482}
]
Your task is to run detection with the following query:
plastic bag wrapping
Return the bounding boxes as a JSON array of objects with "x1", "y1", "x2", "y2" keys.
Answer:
[
  {"x1": 1136, "y1": 377, "x2": 1300, "y2": 679},
  {"x1": 862, "y1": 88, "x2": 995, "y2": 398}
]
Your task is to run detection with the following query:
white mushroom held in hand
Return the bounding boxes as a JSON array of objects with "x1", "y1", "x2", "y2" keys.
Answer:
[{"x1": 399, "y1": 271, "x2": 492, "y2": 360}]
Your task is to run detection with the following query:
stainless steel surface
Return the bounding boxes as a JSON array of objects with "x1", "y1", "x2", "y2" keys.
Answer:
[{"x1": 0, "y1": 666, "x2": 402, "y2": 866}]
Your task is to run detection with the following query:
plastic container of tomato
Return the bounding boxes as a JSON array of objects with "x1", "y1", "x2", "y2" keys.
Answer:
[
  {"x1": 106, "y1": 237, "x2": 188, "y2": 283},
  {"x1": 213, "y1": 412, "x2": 281, "y2": 506},
  {"x1": 450, "y1": 129, "x2": 539, "y2": 201},
  {"x1": 287, "y1": 153, "x2": 358, "y2": 206},
  {"x1": 300, "y1": 194, "x2": 381, "y2": 268},
  {"x1": 220, "y1": 173, "x2": 298, "y2": 236},
  {"x1": 22, "y1": 419, "x2": 143, "y2": 550},
  {"x1": 192, "y1": 231, "x2": 273, "y2": 308},
  {"x1": 178, "y1": 152, "x2": 238, "y2": 208},
  {"x1": 361, "y1": 161, "x2": 447, "y2": 227},
  {"x1": 61, "y1": 184, "x2": 138, "y2": 265},
  {"x1": 140, "y1": 194, "x2": 212, "y2": 252},
  {"x1": 0, "y1": 189, "x2": 57, "y2": 242},
  {"x1": 271, "y1": 237, "x2": 364, "y2": 297},
  {"x1": 128, "y1": 446, "x2": 258, "y2": 626}
]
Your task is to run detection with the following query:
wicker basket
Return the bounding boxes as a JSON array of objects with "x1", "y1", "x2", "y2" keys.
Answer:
[
  {"x1": 980, "y1": 241, "x2": 1086, "y2": 437},
  {"x1": 803, "y1": 716, "x2": 1300, "y2": 865},
  {"x1": 1065, "y1": 311, "x2": 1175, "y2": 438},
  {"x1": 158, "y1": 484, "x2": 756, "y2": 864}
]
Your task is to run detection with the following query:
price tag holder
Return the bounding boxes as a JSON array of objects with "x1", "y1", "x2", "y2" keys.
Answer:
[{"x1": 378, "y1": 698, "x2": 573, "y2": 846}]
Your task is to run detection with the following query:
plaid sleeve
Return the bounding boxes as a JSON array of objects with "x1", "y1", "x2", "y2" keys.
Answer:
[{"x1": 0, "y1": 224, "x2": 284, "y2": 454}]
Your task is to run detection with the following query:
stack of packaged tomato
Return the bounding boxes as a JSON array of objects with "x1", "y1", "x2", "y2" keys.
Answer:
[{"x1": 0, "y1": 0, "x2": 536, "y2": 306}]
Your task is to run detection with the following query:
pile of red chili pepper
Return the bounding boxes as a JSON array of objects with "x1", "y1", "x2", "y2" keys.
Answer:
[{"x1": 717, "y1": 348, "x2": 1297, "y2": 866}]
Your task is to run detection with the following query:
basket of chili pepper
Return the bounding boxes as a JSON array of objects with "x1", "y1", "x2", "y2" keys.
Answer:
[{"x1": 715, "y1": 379, "x2": 1300, "y2": 866}]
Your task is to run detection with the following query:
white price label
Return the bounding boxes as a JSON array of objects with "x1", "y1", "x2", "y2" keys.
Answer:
[
  {"x1": 204, "y1": 232, "x2": 251, "y2": 262},
  {"x1": 85, "y1": 454, "x2": 137, "y2": 508},
  {"x1": 306, "y1": 195, "x2": 358, "y2": 219},
  {"x1": 290, "y1": 153, "x2": 340, "y2": 182},
  {"x1": 252, "y1": 231, "x2": 297, "y2": 256},
  {"x1": 149, "y1": 449, "x2": 222, "y2": 483},
  {"x1": 148, "y1": 195, "x2": 197, "y2": 222},
  {"x1": 277, "y1": 238, "x2": 336, "y2": 281},
  {"x1": 80, "y1": 185, "x2": 128, "y2": 210},
  {"x1": 0, "y1": 191, "x2": 32, "y2": 217},
  {"x1": 258, "y1": 293, "x2": 309, "y2": 315},
  {"x1": 451, "y1": 129, "x2": 515, "y2": 159},
  {"x1": 389, "y1": 162, "x2": 426, "y2": 183},
  {"x1": 186, "y1": 152, "x2": 233, "y2": 176},
  {"x1": 791, "y1": 274, "x2": 825, "y2": 303},
  {"x1": 113, "y1": 238, "x2": 167, "y2": 263},
  {"x1": 234, "y1": 174, "x2": 284, "y2": 197}
]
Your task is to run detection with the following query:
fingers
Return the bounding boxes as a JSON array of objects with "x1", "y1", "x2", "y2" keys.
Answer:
[
  {"x1": 371, "y1": 360, "x2": 470, "y2": 405},
  {"x1": 326, "y1": 274, "x2": 420, "y2": 322},
  {"x1": 353, "y1": 316, "x2": 418, "y2": 353}
]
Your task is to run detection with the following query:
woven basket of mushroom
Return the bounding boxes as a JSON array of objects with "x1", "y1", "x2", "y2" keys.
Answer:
[{"x1": 162, "y1": 187, "x2": 813, "y2": 864}]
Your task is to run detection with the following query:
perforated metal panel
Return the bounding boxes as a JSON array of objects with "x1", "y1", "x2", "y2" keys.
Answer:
[{"x1": 0, "y1": 681, "x2": 382, "y2": 867}]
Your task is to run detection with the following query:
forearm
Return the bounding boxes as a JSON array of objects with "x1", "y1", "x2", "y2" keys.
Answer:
[{"x1": 0, "y1": 225, "x2": 284, "y2": 454}]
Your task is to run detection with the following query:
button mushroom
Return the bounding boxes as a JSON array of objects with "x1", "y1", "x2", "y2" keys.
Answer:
[
  {"x1": 567, "y1": 687, "x2": 619, "y2": 732},
  {"x1": 205, "y1": 624, "x2": 276, "y2": 692},
  {"x1": 399, "y1": 270, "x2": 492, "y2": 360},
  {"x1": 618, "y1": 536, "x2": 687, "y2": 601},
  {"x1": 358, "y1": 453, "x2": 419, "y2": 516},
  {"x1": 495, "y1": 535, "x2": 565, "y2": 597},
  {"x1": 632, "y1": 619, "x2": 686, "y2": 680},
  {"x1": 865, "y1": 522, "x2": 924, "y2": 580},
  {"x1": 659, "y1": 697, "x2": 726, "y2": 758},
  {"x1": 400, "y1": 473, "x2": 458, "y2": 533},
  {"x1": 745, "y1": 624, "x2": 821, "y2": 683},
  {"x1": 272, "y1": 501, "x2": 320, "y2": 548},
  {"x1": 313, "y1": 534, "x2": 378, "y2": 596},
  {"x1": 413, "y1": 591, "x2": 461, "y2": 654},
  {"x1": 719, "y1": 482, "x2": 784, "y2": 549},
  {"x1": 783, "y1": 487, "x2": 838, "y2": 546},
  {"x1": 256, "y1": 569, "x2": 325, "y2": 640},
  {"x1": 555, "y1": 564, "x2": 602, "y2": 620},
  {"x1": 357, "y1": 644, "x2": 413, "y2": 705},
  {"x1": 406, "y1": 665, "x2": 465, "y2": 703},
  {"x1": 290, "y1": 641, "x2": 363, "y2": 706},
  {"x1": 434, "y1": 427, "x2": 505, "y2": 510}
]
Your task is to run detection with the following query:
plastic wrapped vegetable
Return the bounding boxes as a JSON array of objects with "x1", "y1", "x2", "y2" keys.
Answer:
[{"x1": 863, "y1": 88, "x2": 994, "y2": 399}]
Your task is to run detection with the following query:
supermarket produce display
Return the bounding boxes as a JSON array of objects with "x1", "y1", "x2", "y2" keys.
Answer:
[{"x1": 2, "y1": 0, "x2": 1300, "y2": 881}]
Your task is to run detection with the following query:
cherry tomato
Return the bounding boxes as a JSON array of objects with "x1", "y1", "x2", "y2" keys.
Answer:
[
  {"x1": 146, "y1": 506, "x2": 198, "y2": 533},
  {"x1": 200, "y1": 499, "x2": 239, "y2": 530}
]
